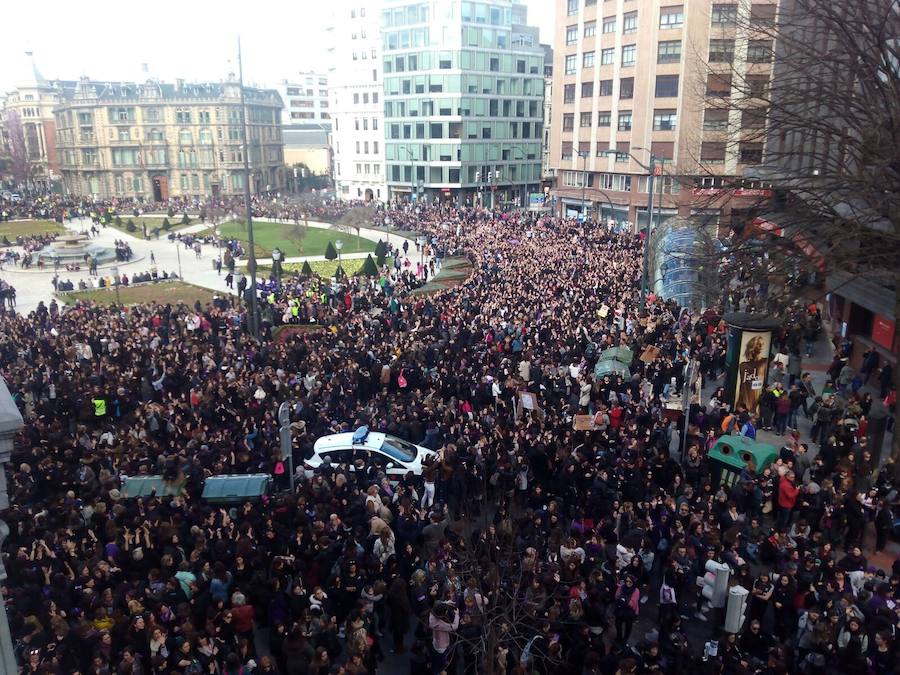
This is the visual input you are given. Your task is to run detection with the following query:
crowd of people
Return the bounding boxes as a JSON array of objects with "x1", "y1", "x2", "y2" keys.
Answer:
[{"x1": 0, "y1": 200, "x2": 896, "y2": 675}]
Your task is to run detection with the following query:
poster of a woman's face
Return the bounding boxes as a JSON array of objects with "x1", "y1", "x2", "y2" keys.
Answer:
[{"x1": 734, "y1": 331, "x2": 771, "y2": 413}]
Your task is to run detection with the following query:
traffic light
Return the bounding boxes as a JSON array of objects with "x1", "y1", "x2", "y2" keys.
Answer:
[
  {"x1": 700, "y1": 560, "x2": 730, "y2": 609},
  {"x1": 487, "y1": 171, "x2": 493, "y2": 182},
  {"x1": 475, "y1": 171, "x2": 481, "y2": 182},
  {"x1": 725, "y1": 585, "x2": 749, "y2": 633},
  {"x1": 495, "y1": 169, "x2": 502, "y2": 181}
]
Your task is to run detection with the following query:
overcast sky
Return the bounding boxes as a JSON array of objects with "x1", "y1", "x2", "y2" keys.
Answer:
[{"x1": 0, "y1": 0, "x2": 556, "y2": 93}]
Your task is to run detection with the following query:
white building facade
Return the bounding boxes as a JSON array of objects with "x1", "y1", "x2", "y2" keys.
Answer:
[
  {"x1": 275, "y1": 73, "x2": 331, "y2": 126},
  {"x1": 327, "y1": 0, "x2": 387, "y2": 202}
]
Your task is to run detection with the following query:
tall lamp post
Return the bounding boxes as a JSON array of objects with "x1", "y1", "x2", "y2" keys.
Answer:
[
  {"x1": 399, "y1": 146, "x2": 415, "y2": 204},
  {"x1": 112, "y1": 265, "x2": 121, "y2": 305},
  {"x1": 237, "y1": 37, "x2": 259, "y2": 338},
  {"x1": 278, "y1": 401, "x2": 296, "y2": 493},
  {"x1": 576, "y1": 149, "x2": 591, "y2": 222},
  {"x1": 601, "y1": 147, "x2": 665, "y2": 309},
  {"x1": 334, "y1": 239, "x2": 343, "y2": 279}
]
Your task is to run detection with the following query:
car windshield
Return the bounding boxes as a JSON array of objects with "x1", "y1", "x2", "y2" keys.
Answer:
[{"x1": 378, "y1": 435, "x2": 418, "y2": 462}]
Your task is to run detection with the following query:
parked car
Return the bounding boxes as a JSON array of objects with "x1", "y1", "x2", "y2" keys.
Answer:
[{"x1": 306, "y1": 426, "x2": 436, "y2": 478}]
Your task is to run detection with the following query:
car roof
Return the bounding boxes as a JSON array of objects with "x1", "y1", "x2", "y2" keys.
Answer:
[{"x1": 314, "y1": 431, "x2": 388, "y2": 453}]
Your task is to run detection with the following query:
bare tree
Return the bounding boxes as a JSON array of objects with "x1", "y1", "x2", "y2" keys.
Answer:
[
  {"x1": 281, "y1": 221, "x2": 309, "y2": 256},
  {"x1": 335, "y1": 206, "x2": 375, "y2": 250},
  {"x1": 6, "y1": 110, "x2": 31, "y2": 190},
  {"x1": 688, "y1": 0, "x2": 900, "y2": 468}
]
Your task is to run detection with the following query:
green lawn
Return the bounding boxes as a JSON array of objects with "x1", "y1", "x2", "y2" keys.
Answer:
[
  {"x1": 218, "y1": 221, "x2": 376, "y2": 258},
  {"x1": 59, "y1": 280, "x2": 220, "y2": 306},
  {"x1": 105, "y1": 216, "x2": 205, "y2": 236},
  {"x1": 257, "y1": 257, "x2": 393, "y2": 279},
  {"x1": 0, "y1": 219, "x2": 66, "y2": 240}
]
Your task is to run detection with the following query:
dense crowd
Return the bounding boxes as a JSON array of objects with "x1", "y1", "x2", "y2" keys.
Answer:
[{"x1": 0, "y1": 201, "x2": 896, "y2": 675}]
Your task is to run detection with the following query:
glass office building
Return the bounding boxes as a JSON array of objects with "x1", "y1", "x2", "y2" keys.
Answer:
[{"x1": 382, "y1": 1, "x2": 544, "y2": 206}]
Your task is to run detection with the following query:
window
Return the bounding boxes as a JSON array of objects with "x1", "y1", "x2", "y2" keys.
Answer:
[
  {"x1": 622, "y1": 44, "x2": 636, "y2": 66},
  {"x1": 741, "y1": 108, "x2": 768, "y2": 129},
  {"x1": 564, "y1": 84, "x2": 576, "y2": 103},
  {"x1": 602, "y1": 16, "x2": 616, "y2": 33},
  {"x1": 597, "y1": 111, "x2": 611, "y2": 127},
  {"x1": 657, "y1": 40, "x2": 682, "y2": 63},
  {"x1": 660, "y1": 6, "x2": 684, "y2": 29},
  {"x1": 750, "y1": 4, "x2": 776, "y2": 26},
  {"x1": 655, "y1": 75, "x2": 679, "y2": 97},
  {"x1": 711, "y1": 3, "x2": 738, "y2": 24},
  {"x1": 617, "y1": 111, "x2": 632, "y2": 131},
  {"x1": 700, "y1": 141, "x2": 727, "y2": 163},
  {"x1": 115, "y1": 175, "x2": 126, "y2": 193},
  {"x1": 580, "y1": 112, "x2": 593, "y2": 127},
  {"x1": 623, "y1": 12, "x2": 638, "y2": 33},
  {"x1": 566, "y1": 25, "x2": 578, "y2": 44},
  {"x1": 653, "y1": 110, "x2": 677, "y2": 130},
  {"x1": 584, "y1": 21, "x2": 596, "y2": 37},
  {"x1": 179, "y1": 129, "x2": 192, "y2": 145},
  {"x1": 581, "y1": 82, "x2": 594, "y2": 97},
  {"x1": 563, "y1": 171, "x2": 587, "y2": 187},
  {"x1": 709, "y1": 39, "x2": 735, "y2": 63},
  {"x1": 117, "y1": 128, "x2": 131, "y2": 141},
  {"x1": 747, "y1": 75, "x2": 769, "y2": 98},
  {"x1": 706, "y1": 74, "x2": 732, "y2": 96},
  {"x1": 565, "y1": 54, "x2": 577, "y2": 74},
  {"x1": 563, "y1": 114, "x2": 575, "y2": 131},
  {"x1": 561, "y1": 141, "x2": 574, "y2": 160},
  {"x1": 601, "y1": 48, "x2": 615, "y2": 65},
  {"x1": 567, "y1": 0, "x2": 579, "y2": 15},
  {"x1": 747, "y1": 40, "x2": 773, "y2": 63},
  {"x1": 615, "y1": 143, "x2": 631, "y2": 162},
  {"x1": 583, "y1": 51, "x2": 595, "y2": 68},
  {"x1": 595, "y1": 141, "x2": 610, "y2": 156},
  {"x1": 599, "y1": 79, "x2": 613, "y2": 96},
  {"x1": 739, "y1": 142, "x2": 763, "y2": 164},
  {"x1": 650, "y1": 141, "x2": 675, "y2": 161},
  {"x1": 619, "y1": 77, "x2": 634, "y2": 99}
]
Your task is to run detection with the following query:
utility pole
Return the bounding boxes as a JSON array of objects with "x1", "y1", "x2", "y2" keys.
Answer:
[
  {"x1": 238, "y1": 36, "x2": 259, "y2": 338},
  {"x1": 278, "y1": 402, "x2": 295, "y2": 493},
  {"x1": 641, "y1": 157, "x2": 658, "y2": 310}
]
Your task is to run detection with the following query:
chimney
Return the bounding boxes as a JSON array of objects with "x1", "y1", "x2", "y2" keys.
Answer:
[{"x1": 176, "y1": 78, "x2": 184, "y2": 91}]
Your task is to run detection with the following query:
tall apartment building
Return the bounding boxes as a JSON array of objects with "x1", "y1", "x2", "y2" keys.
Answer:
[
  {"x1": 382, "y1": 0, "x2": 545, "y2": 206},
  {"x1": 0, "y1": 53, "x2": 65, "y2": 192},
  {"x1": 275, "y1": 73, "x2": 331, "y2": 126},
  {"x1": 54, "y1": 77, "x2": 284, "y2": 200},
  {"x1": 549, "y1": 0, "x2": 777, "y2": 230},
  {"x1": 328, "y1": 0, "x2": 387, "y2": 202}
]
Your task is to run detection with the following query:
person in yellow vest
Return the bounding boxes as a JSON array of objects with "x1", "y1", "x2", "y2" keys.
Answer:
[
  {"x1": 267, "y1": 291, "x2": 276, "y2": 305},
  {"x1": 92, "y1": 392, "x2": 107, "y2": 419}
]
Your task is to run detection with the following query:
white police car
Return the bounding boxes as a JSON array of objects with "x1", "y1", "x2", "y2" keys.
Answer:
[{"x1": 306, "y1": 426, "x2": 436, "y2": 478}]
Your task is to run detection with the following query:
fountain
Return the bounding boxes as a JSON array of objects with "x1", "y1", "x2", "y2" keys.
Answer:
[{"x1": 37, "y1": 233, "x2": 117, "y2": 266}]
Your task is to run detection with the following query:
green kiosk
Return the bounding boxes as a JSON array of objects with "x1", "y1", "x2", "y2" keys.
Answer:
[{"x1": 708, "y1": 436, "x2": 779, "y2": 488}]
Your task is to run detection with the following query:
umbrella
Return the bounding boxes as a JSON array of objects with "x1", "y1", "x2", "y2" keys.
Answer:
[
  {"x1": 598, "y1": 347, "x2": 633, "y2": 365},
  {"x1": 594, "y1": 359, "x2": 631, "y2": 379}
]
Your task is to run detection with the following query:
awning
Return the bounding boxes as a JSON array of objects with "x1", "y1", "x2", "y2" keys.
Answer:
[
  {"x1": 750, "y1": 216, "x2": 826, "y2": 272},
  {"x1": 827, "y1": 270, "x2": 895, "y2": 317}
]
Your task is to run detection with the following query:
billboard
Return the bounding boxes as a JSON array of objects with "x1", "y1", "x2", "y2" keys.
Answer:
[
  {"x1": 528, "y1": 193, "x2": 546, "y2": 210},
  {"x1": 733, "y1": 330, "x2": 772, "y2": 414}
]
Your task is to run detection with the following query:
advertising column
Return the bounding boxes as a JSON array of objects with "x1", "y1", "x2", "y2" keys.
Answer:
[{"x1": 723, "y1": 312, "x2": 782, "y2": 414}]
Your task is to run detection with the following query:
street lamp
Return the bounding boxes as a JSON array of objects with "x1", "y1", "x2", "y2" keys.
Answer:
[
  {"x1": 416, "y1": 235, "x2": 426, "y2": 270},
  {"x1": 600, "y1": 146, "x2": 665, "y2": 308},
  {"x1": 112, "y1": 265, "x2": 121, "y2": 305},
  {"x1": 272, "y1": 247, "x2": 283, "y2": 279},
  {"x1": 576, "y1": 150, "x2": 591, "y2": 222},
  {"x1": 278, "y1": 401, "x2": 296, "y2": 493},
  {"x1": 399, "y1": 146, "x2": 415, "y2": 203},
  {"x1": 334, "y1": 239, "x2": 343, "y2": 279}
]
